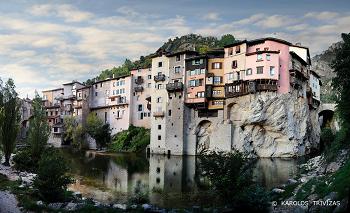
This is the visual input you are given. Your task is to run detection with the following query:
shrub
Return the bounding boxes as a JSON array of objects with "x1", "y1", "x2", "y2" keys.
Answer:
[
  {"x1": 13, "y1": 149, "x2": 36, "y2": 172},
  {"x1": 34, "y1": 148, "x2": 73, "y2": 202},
  {"x1": 320, "y1": 128, "x2": 335, "y2": 148},
  {"x1": 109, "y1": 125, "x2": 150, "y2": 152},
  {"x1": 129, "y1": 181, "x2": 149, "y2": 204}
]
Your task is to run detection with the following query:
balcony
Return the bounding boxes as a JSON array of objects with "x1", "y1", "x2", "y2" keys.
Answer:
[
  {"x1": 153, "y1": 111, "x2": 164, "y2": 117},
  {"x1": 134, "y1": 86, "x2": 144, "y2": 92},
  {"x1": 290, "y1": 64, "x2": 308, "y2": 79},
  {"x1": 135, "y1": 77, "x2": 144, "y2": 85},
  {"x1": 256, "y1": 84, "x2": 278, "y2": 91},
  {"x1": 154, "y1": 74, "x2": 166, "y2": 82},
  {"x1": 166, "y1": 82, "x2": 183, "y2": 92}
]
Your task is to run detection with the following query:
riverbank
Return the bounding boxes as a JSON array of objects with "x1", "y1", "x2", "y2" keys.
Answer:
[{"x1": 270, "y1": 148, "x2": 349, "y2": 212}]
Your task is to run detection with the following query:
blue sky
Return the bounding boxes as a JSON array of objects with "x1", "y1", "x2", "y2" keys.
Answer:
[{"x1": 0, "y1": 0, "x2": 349, "y2": 98}]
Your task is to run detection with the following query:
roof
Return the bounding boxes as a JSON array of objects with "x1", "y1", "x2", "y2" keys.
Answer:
[
  {"x1": 247, "y1": 37, "x2": 292, "y2": 46},
  {"x1": 166, "y1": 50, "x2": 198, "y2": 57},
  {"x1": 42, "y1": 88, "x2": 64, "y2": 93},
  {"x1": 93, "y1": 74, "x2": 131, "y2": 85},
  {"x1": 310, "y1": 70, "x2": 321, "y2": 79},
  {"x1": 224, "y1": 40, "x2": 247, "y2": 48},
  {"x1": 63, "y1": 81, "x2": 84, "y2": 86},
  {"x1": 290, "y1": 51, "x2": 308, "y2": 65}
]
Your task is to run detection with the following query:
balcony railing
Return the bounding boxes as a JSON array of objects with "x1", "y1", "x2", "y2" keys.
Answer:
[
  {"x1": 134, "y1": 86, "x2": 144, "y2": 92},
  {"x1": 166, "y1": 82, "x2": 183, "y2": 92},
  {"x1": 154, "y1": 74, "x2": 166, "y2": 82},
  {"x1": 135, "y1": 77, "x2": 144, "y2": 85},
  {"x1": 153, "y1": 111, "x2": 164, "y2": 117}
]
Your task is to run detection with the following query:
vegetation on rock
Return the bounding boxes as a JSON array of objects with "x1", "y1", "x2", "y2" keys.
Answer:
[
  {"x1": 86, "y1": 112, "x2": 111, "y2": 149},
  {"x1": 108, "y1": 125, "x2": 150, "y2": 152}
]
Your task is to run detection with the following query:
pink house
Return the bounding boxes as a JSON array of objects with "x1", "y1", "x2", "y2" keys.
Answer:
[{"x1": 224, "y1": 38, "x2": 310, "y2": 97}]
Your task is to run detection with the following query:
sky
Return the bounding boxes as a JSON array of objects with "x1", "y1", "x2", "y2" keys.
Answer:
[{"x1": 0, "y1": 0, "x2": 349, "y2": 98}]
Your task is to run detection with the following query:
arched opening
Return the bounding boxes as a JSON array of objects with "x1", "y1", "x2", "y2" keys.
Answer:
[
  {"x1": 319, "y1": 110, "x2": 335, "y2": 129},
  {"x1": 195, "y1": 120, "x2": 212, "y2": 154}
]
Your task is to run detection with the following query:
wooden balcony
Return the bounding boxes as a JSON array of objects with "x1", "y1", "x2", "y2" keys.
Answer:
[
  {"x1": 166, "y1": 82, "x2": 183, "y2": 92},
  {"x1": 153, "y1": 111, "x2": 164, "y2": 117},
  {"x1": 134, "y1": 86, "x2": 144, "y2": 92},
  {"x1": 135, "y1": 77, "x2": 144, "y2": 85},
  {"x1": 154, "y1": 74, "x2": 166, "y2": 82},
  {"x1": 225, "y1": 79, "x2": 278, "y2": 98}
]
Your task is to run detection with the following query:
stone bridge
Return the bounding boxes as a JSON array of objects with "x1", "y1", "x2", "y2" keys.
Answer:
[{"x1": 318, "y1": 103, "x2": 339, "y2": 131}]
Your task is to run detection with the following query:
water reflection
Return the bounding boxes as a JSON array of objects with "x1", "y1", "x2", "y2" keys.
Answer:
[{"x1": 60, "y1": 149, "x2": 304, "y2": 208}]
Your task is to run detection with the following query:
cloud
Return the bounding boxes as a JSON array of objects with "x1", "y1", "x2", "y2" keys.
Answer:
[
  {"x1": 202, "y1": 12, "x2": 220, "y2": 21},
  {"x1": 29, "y1": 4, "x2": 94, "y2": 22},
  {"x1": 305, "y1": 11, "x2": 339, "y2": 20},
  {"x1": 255, "y1": 15, "x2": 297, "y2": 29}
]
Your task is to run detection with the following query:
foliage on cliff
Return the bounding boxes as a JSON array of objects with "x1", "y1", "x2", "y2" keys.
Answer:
[
  {"x1": 108, "y1": 125, "x2": 150, "y2": 153},
  {"x1": 86, "y1": 113, "x2": 111, "y2": 149},
  {"x1": 84, "y1": 34, "x2": 235, "y2": 85}
]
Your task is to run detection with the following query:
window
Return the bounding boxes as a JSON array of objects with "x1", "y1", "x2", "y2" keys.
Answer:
[
  {"x1": 157, "y1": 84, "x2": 163, "y2": 89},
  {"x1": 266, "y1": 54, "x2": 271, "y2": 61},
  {"x1": 257, "y1": 66, "x2": 264, "y2": 74},
  {"x1": 213, "y1": 76, "x2": 221, "y2": 84},
  {"x1": 212, "y1": 62, "x2": 222, "y2": 69},
  {"x1": 95, "y1": 92, "x2": 98, "y2": 96},
  {"x1": 264, "y1": 47, "x2": 269, "y2": 51},
  {"x1": 168, "y1": 110, "x2": 172, "y2": 116},
  {"x1": 236, "y1": 45, "x2": 241, "y2": 54},
  {"x1": 213, "y1": 90, "x2": 222, "y2": 95},
  {"x1": 148, "y1": 75, "x2": 152, "y2": 79},
  {"x1": 232, "y1": 60, "x2": 237, "y2": 69},
  {"x1": 158, "y1": 135, "x2": 161, "y2": 140},
  {"x1": 257, "y1": 53, "x2": 263, "y2": 61},
  {"x1": 158, "y1": 62, "x2": 163, "y2": 67},
  {"x1": 148, "y1": 83, "x2": 151, "y2": 88},
  {"x1": 193, "y1": 59, "x2": 203, "y2": 65},
  {"x1": 213, "y1": 101, "x2": 224, "y2": 105},
  {"x1": 139, "y1": 113, "x2": 143, "y2": 120},
  {"x1": 174, "y1": 66, "x2": 181, "y2": 73},
  {"x1": 95, "y1": 84, "x2": 97, "y2": 89},
  {"x1": 237, "y1": 72, "x2": 241, "y2": 80},
  {"x1": 200, "y1": 69, "x2": 206, "y2": 74},
  {"x1": 189, "y1": 80, "x2": 196, "y2": 87},
  {"x1": 158, "y1": 125, "x2": 161, "y2": 130},
  {"x1": 197, "y1": 92, "x2": 205, "y2": 98},
  {"x1": 176, "y1": 55, "x2": 181, "y2": 61},
  {"x1": 138, "y1": 104, "x2": 143, "y2": 112},
  {"x1": 157, "y1": 97, "x2": 162, "y2": 103},
  {"x1": 100, "y1": 83, "x2": 103, "y2": 87},
  {"x1": 246, "y1": 68, "x2": 252, "y2": 75},
  {"x1": 256, "y1": 48, "x2": 260, "y2": 52},
  {"x1": 229, "y1": 48, "x2": 233, "y2": 56},
  {"x1": 270, "y1": 66, "x2": 275, "y2": 76}
]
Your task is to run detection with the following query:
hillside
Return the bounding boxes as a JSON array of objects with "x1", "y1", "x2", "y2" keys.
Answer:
[
  {"x1": 311, "y1": 42, "x2": 342, "y2": 103},
  {"x1": 84, "y1": 34, "x2": 235, "y2": 85}
]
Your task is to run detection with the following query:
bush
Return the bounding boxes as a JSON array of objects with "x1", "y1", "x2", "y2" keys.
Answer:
[
  {"x1": 109, "y1": 125, "x2": 150, "y2": 152},
  {"x1": 13, "y1": 149, "x2": 36, "y2": 172},
  {"x1": 320, "y1": 128, "x2": 335, "y2": 148},
  {"x1": 34, "y1": 148, "x2": 73, "y2": 202},
  {"x1": 325, "y1": 127, "x2": 348, "y2": 161}
]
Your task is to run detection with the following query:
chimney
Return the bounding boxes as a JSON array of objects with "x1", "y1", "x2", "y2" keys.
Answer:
[{"x1": 295, "y1": 42, "x2": 302, "y2": 46}]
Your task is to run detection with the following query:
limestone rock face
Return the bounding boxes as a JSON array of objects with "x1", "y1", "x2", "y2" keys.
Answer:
[{"x1": 227, "y1": 91, "x2": 320, "y2": 157}]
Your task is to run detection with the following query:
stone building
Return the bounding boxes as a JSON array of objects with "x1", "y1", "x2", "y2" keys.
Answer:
[{"x1": 130, "y1": 68, "x2": 152, "y2": 128}]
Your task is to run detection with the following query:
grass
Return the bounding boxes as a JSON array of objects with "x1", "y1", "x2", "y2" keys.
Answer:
[
  {"x1": 328, "y1": 159, "x2": 350, "y2": 199},
  {"x1": 295, "y1": 177, "x2": 330, "y2": 201}
]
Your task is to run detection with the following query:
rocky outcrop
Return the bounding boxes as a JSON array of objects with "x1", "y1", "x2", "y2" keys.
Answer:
[{"x1": 226, "y1": 91, "x2": 320, "y2": 157}]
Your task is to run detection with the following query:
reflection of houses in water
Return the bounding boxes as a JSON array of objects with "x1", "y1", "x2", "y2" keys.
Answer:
[
  {"x1": 104, "y1": 159, "x2": 148, "y2": 194},
  {"x1": 253, "y1": 158, "x2": 300, "y2": 189},
  {"x1": 149, "y1": 155, "x2": 196, "y2": 204}
]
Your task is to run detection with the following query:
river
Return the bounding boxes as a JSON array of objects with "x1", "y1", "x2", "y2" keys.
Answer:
[{"x1": 60, "y1": 148, "x2": 305, "y2": 208}]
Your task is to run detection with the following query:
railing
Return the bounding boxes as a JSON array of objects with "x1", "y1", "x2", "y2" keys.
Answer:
[
  {"x1": 166, "y1": 82, "x2": 183, "y2": 92},
  {"x1": 135, "y1": 77, "x2": 144, "y2": 85},
  {"x1": 154, "y1": 74, "x2": 166, "y2": 82},
  {"x1": 153, "y1": 111, "x2": 164, "y2": 117},
  {"x1": 134, "y1": 86, "x2": 144, "y2": 92}
]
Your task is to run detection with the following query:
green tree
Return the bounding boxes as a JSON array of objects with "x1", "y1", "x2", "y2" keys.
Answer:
[
  {"x1": 218, "y1": 34, "x2": 236, "y2": 47},
  {"x1": 72, "y1": 124, "x2": 86, "y2": 150},
  {"x1": 0, "y1": 78, "x2": 20, "y2": 166},
  {"x1": 332, "y1": 33, "x2": 350, "y2": 137},
  {"x1": 63, "y1": 116, "x2": 77, "y2": 143},
  {"x1": 34, "y1": 148, "x2": 73, "y2": 202},
  {"x1": 86, "y1": 113, "x2": 111, "y2": 149},
  {"x1": 27, "y1": 92, "x2": 50, "y2": 163}
]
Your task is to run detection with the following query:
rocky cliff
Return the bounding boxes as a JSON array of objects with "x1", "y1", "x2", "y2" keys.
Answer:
[{"x1": 226, "y1": 91, "x2": 320, "y2": 157}]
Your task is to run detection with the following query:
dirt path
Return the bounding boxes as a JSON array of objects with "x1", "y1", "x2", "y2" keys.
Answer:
[{"x1": 0, "y1": 190, "x2": 21, "y2": 213}]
